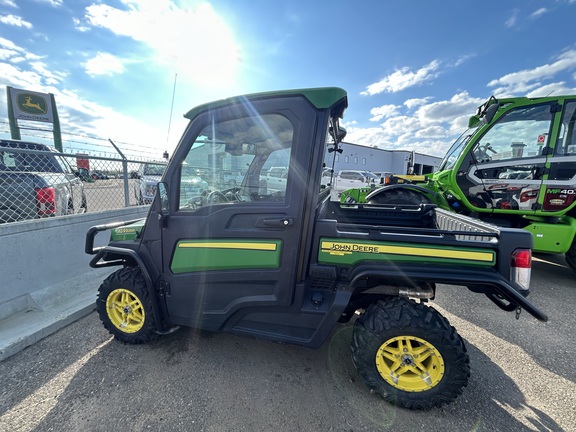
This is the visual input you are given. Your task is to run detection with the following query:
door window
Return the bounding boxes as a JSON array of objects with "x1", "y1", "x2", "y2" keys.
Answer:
[
  {"x1": 178, "y1": 113, "x2": 293, "y2": 211},
  {"x1": 472, "y1": 103, "x2": 554, "y2": 168},
  {"x1": 555, "y1": 101, "x2": 576, "y2": 156}
]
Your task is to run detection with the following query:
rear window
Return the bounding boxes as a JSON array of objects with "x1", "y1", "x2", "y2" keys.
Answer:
[{"x1": 0, "y1": 149, "x2": 62, "y2": 172}]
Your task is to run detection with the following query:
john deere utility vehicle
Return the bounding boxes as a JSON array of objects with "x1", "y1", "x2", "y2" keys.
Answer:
[{"x1": 86, "y1": 88, "x2": 546, "y2": 410}]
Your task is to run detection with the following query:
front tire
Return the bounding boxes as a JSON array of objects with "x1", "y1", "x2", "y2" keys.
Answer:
[
  {"x1": 351, "y1": 297, "x2": 470, "y2": 410},
  {"x1": 97, "y1": 267, "x2": 156, "y2": 344}
]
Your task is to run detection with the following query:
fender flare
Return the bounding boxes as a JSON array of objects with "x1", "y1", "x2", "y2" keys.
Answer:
[{"x1": 90, "y1": 246, "x2": 169, "y2": 332}]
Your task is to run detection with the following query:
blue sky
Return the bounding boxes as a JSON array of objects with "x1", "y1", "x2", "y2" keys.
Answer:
[{"x1": 1, "y1": 0, "x2": 576, "y2": 159}]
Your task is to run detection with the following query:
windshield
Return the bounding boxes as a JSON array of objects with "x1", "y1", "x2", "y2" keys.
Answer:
[
  {"x1": 143, "y1": 164, "x2": 166, "y2": 176},
  {"x1": 438, "y1": 127, "x2": 478, "y2": 171},
  {"x1": 362, "y1": 171, "x2": 379, "y2": 180}
]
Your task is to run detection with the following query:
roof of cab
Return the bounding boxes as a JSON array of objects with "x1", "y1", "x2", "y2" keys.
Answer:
[{"x1": 184, "y1": 87, "x2": 348, "y2": 121}]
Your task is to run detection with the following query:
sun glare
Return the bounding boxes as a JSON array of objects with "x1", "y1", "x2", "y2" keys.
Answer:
[
  {"x1": 86, "y1": 1, "x2": 241, "y2": 88},
  {"x1": 149, "y1": 3, "x2": 241, "y2": 87}
]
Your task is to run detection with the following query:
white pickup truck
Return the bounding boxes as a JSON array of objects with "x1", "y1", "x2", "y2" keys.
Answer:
[
  {"x1": 0, "y1": 139, "x2": 87, "y2": 223},
  {"x1": 263, "y1": 166, "x2": 288, "y2": 193},
  {"x1": 330, "y1": 169, "x2": 379, "y2": 200}
]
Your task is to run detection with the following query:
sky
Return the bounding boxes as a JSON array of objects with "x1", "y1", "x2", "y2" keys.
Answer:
[{"x1": 1, "y1": 0, "x2": 576, "y2": 160}]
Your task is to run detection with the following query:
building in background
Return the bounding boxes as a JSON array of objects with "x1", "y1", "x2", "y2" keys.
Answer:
[{"x1": 324, "y1": 142, "x2": 441, "y2": 175}]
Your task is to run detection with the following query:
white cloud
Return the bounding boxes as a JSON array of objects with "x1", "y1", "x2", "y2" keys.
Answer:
[
  {"x1": 72, "y1": 17, "x2": 90, "y2": 32},
  {"x1": 404, "y1": 97, "x2": 432, "y2": 110},
  {"x1": 347, "y1": 47, "x2": 576, "y2": 157},
  {"x1": 35, "y1": 0, "x2": 63, "y2": 6},
  {"x1": 0, "y1": 36, "x2": 18, "y2": 50},
  {"x1": 361, "y1": 60, "x2": 441, "y2": 96},
  {"x1": 530, "y1": 8, "x2": 548, "y2": 19},
  {"x1": 0, "y1": 47, "x2": 17, "y2": 60},
  {"x1": 0, "y1": 0, "x2": 17, "y2": 7},
  {"x1": 505, "y1": 9, "x2": 519, "y2": 28},
  {"x1": 83, "y1": 1, "x2": 241, "y2": 88},
  {"x1": 452, "y1": 54, "x2": 476, "y2": 67},
  {"x1": 344, "y1": 91, "x2": 485, "y2": 156},
  {"x1": 0, "y1": 42, "x2": 163, "y2": 155},
  {"x1": 369, "y1": 104, "x2": 399, "y2": 122},
  {"x1": 82, "y1": 52, "x2": 125, "y2": 77},
  {"x1": 487, "y1": 49, "x2": 576, "y2": 96},
  {"x1": 29, "y1": 60, "x2": 67, "y2": 84},
  {"x1": 0, "y1": 14, "x2": 32, "y2": 28}
]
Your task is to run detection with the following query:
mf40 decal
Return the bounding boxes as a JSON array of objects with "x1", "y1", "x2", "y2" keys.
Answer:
[
  {"x1": 318, "y1": 239, "x2": 495, "y2": 267},
  {"x1": 543, "y1": 188, "x2": 576, "y2": 211}
]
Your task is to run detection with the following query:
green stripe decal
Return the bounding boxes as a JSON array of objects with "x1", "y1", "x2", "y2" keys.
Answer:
[
  {"x1": 318, "y1": 239, "x2": 495, "y2": 267},
  {"x1": 171, "y1": 239, "x2": 282, "y2": 273}
]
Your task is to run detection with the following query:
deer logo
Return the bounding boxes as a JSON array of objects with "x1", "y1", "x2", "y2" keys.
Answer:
[{"x1": 17, "y1": 93, "x2": 48, "y2": 115}]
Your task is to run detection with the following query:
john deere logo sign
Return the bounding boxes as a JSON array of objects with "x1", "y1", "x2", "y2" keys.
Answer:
[
  {"x1": 8, "y1": 87, "x2": 54, "y2": 123},
  {"x1": 17, "y1": 93, "x2": 48, "y2": 115}
]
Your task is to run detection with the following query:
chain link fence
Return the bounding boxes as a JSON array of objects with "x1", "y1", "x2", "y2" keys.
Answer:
[{"x1": 0, "y1": 139, "x2": 166, "y2": 224}]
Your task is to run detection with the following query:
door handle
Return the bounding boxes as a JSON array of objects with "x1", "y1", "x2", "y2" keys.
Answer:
[{"x1": 262, "y1": 217, "x2": 294, "y2": 227}]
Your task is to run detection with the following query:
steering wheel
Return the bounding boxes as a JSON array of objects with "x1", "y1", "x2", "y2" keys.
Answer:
[
  {"x1": 475, "y1": 143, "x2": 496, "y2": 163},
  {"x1": 207, "y1": 190, "x2": 229, "y2": 203}
]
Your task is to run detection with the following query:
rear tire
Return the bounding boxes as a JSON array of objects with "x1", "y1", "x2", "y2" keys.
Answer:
[
  {"x1": 351, "y1": 297, "x2": 470, "y2": 410},
  {"x1": 97, "y1": 267, "x2": 156, "y2": 344},
  {"x1": 368, "y1": 188, "x2": 430, "y2": 205}
]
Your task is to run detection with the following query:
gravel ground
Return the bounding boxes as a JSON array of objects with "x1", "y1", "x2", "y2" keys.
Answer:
[{"x1": 0, "y1": 252, "x2": 573, "y2": 432}]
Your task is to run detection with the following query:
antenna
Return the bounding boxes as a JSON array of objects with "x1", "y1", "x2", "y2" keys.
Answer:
[{"x1": 165, "y1": 73, "x2": 178, "y2": 149}]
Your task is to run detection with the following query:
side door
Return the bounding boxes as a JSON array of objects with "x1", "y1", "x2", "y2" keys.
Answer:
[
  {"x1": 157, "y1": 96, "x2": 324, "y2": 330},
  {"x1": 456, "y1": 102, "x2": 556, "y2": 212},
  {"x1": 543, "y1": 98, "x2": 576, "y2": 212}
]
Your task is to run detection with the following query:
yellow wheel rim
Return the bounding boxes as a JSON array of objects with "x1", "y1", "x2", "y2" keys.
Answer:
[
  {"x1": 106, "y1": 288, "x2": 145, "y2": 333},
  {"x1": 375, "y1": 335, "x2": 444, "y2": 392}
]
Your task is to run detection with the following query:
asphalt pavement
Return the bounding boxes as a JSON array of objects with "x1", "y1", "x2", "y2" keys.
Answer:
[{"x1": 0, "y1": 253, "x2": 574, "y2": 432}]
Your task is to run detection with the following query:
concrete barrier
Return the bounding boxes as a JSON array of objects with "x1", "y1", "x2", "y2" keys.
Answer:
[{"x1": 0, "y1": 207, "x2": 149, "y2": 361}]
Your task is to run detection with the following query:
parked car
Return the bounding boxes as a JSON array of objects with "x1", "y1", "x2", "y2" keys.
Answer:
[
  {"x1": 76, "y1": 167, "x2": 93, "y2": 182},
  {"x1": 90, "y1": 171, "x2": 109, "y2": 180},
  {"x1": 264, "y1": 166, "x2": 288, "y2": 192},
  {"x1": 331, "y1": 169, "x2": 378, "y2": 197},
  {"x1": 0, "y1": 139, "x2": 87, "y2": 223},
  {"x1": 222, "y1": 170, "x2": 246, "y2": 187},
  {"x1": 134, "y1": 162, "x2": 167, "y2": 205},
  {"x1": 321, "y1": 167, "x2": 334, "y2": 187},
  {"x1": 179, "y1": 165, "x2": 210, "y2": 206}
]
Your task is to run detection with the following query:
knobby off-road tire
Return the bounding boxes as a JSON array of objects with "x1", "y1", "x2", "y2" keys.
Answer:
[
  {"x1": 351, "y1": 297, "x2": 470, "y2": 410},
  {"x1": 97, "y1": 267, "x2": 156, "y2": 344},
  {"x1": 367, "y1": 188, "x2": 430, "y2": 205}
]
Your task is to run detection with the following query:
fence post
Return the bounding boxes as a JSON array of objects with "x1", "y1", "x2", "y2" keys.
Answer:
[{"x1": 109, "y1": 139, "x2": 131, "y2": 207}]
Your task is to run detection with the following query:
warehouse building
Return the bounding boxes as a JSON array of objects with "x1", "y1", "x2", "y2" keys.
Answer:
[{"x1": 324, "y1": 142, "x2": 442, "y2": 175}]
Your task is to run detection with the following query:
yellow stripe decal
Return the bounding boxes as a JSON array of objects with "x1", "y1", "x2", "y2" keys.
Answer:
[
  {"x1": 320, "y1": 241, "x2": 493, "y2": 262},
  {"x1": 178, "y1": 242, "x2": 278, "y2": 251}
]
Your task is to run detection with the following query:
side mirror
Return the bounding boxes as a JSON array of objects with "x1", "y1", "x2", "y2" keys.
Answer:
[
  {"x1": 157, "y1": 182, "x2": 169, "y2": 215},
  {"x1": 483, "y1": 103, "x2": 499, "y2": 124}
]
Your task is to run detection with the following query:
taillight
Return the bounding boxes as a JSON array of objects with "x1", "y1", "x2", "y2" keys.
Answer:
[
  {"x1": 511, "y1": 248, "x2": 531, "y2": 290},
  {"x1": 35, "y1": 187, "x2": 56, "y2": 215}
]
